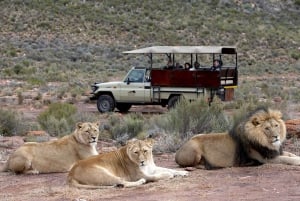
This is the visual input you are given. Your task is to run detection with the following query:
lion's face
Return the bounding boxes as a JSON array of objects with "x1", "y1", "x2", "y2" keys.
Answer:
[
  {"x1": 258, "y1": 118, "x2": 284, "y2": 148},
  {"x1": 74, "y1": 122, "x2": 100, "y2": 145},
  {"x1": 245, "y1": 108, "x2": 286, "y2": 150},
  {"x1": 126, "y1": 139, "x2": 154, "y2": 167}
]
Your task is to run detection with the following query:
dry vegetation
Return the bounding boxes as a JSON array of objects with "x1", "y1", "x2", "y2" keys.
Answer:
[
  {"x1": 0, "y1": 0, "x2": 300, "y2": 147},
  {"x1": 1, "y1": 2, "x2": 300, "y2": 200}
]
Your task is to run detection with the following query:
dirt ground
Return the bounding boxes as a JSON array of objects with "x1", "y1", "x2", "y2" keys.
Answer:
[
  {"x1": 1, "y1": 135, "x2": 300, "y2": 201},
  {"x1": 1, "y1": 103, "x2": 300, "y2": 201}
]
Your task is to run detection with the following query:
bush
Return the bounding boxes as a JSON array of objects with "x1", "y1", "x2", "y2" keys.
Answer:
[
  {"x1": 124, "y1": 113, "x2": 144, "y2": 138},
  {"x1": 295, "y1": 0, "x2": 300, "y2": 6},
  {"x1": 104, "y1": 113, "x2": 145, "y2": 143},
  {"x1": 147, "y1": 97, "x2": 231, "y2": 152},
  {"x1": 74, "y1": 111, "x2": 99, "y2": 123},
  {"x1": 152, "y1": 97, "x2": 231, "y2": 140},
  {"x1": 37, "y1": 103, "x2": 77, "y2": 136},
  {"x1": 0, "y1": 109, "x2": 27, "y2": 136}
]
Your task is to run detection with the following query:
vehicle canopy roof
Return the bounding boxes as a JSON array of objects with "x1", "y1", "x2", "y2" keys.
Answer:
[{"x1": 123, "y1": 46, "x2": 236, "y2": 54}]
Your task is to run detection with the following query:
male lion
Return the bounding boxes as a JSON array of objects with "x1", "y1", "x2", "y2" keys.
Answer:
[
  {"x1": 175, "y1": 107, "x2": 300, "y2": 169},
  {"x1": 68, "y1": 138, "x2": 188, "y2": 188},
  {"x1": 1, "y1": 122, "x2": 100, "y2": 174}
]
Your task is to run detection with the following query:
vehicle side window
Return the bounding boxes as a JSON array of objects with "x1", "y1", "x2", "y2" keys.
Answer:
[{"x1": 127, "y1": 69, "x2": 145, "y2": 82}]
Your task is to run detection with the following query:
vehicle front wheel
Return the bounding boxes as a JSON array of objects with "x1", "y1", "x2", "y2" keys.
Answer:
[
  {"x1": 97, "y1": 95, "x2": 115, "y2": 113},
  {"x1": 167, "y1": 95, "x2": 180, "y2": 110},
  {"x1": 116, "y1": 103, "x2": 132, "y2": 113}
]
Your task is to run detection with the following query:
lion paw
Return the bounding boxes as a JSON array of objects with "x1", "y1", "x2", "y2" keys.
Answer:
[
  {"x1": 25, "y1": 169, "x2": 40, "y2": 175},
  {"x1": 175, "y1": 170, "x2": 189, "y2": 177},
  {"x1": 138, "y1": 178, "x2": 147, "y2": 184}
]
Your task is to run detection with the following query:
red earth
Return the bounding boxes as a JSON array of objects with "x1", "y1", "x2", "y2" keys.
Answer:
[
  {"x1": 1, "y1": 135, "x2": 300, "y2": 201},
  {"x1": 1, "y1": 102, "x2": 300, "y2": 201}
]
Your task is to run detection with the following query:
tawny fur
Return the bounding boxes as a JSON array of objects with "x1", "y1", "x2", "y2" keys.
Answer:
[
  {"x1": 175, "y1": 107, "x2": 300, "y2": 169},
  {"x1": 68, "y1": 138, "x2": 188, "y2": 188},
  {"x1": 1, "y1": 122, "x2": 100, "y2": 174}
]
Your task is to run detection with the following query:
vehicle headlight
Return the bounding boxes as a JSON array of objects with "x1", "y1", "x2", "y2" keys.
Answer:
[{"x1": 91, "y1": 83, "x2": 99, "y2": 93}]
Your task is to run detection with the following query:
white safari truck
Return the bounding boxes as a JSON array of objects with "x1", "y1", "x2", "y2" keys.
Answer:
[{"x1": 90, "y1": 46, "x2": 238, "y2": 113}]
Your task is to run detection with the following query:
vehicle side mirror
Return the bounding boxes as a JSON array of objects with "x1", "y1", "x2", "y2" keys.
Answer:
[{"x1": 127, "y1": 77, "x2": 130, "y2": 85}]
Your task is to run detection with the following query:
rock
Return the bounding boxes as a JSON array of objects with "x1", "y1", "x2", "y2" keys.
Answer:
[
  {"x1": 285, "y1": 119, "x2": 300, "y2": 138},
  {"x1": 0, "y1": 136, "x2": 24, "y2": 149}
]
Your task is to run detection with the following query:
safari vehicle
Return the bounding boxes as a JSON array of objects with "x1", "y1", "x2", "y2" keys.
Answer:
[{"x1": 90, "y1": 46, "x2": 238, "y2": 113}]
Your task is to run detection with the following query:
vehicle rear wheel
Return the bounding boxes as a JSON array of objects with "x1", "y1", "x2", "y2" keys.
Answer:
[
  {"x1": 97, "y1": 95, "x2": 115, "y2": 113},
  {"x1": 167, "y1": 95, "x2": 180, "y2": 110},
  {"x1": 116, "y1": 103, "x2": 132, "y2": 113}
]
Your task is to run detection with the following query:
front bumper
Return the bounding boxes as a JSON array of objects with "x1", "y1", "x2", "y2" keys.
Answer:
[{"x1": 89, "y1": 83, "x2": 99, "y2": 100}]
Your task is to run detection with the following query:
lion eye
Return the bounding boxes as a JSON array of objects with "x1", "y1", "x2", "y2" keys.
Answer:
[
  {"x1": 143, "y1": 150, "x2": 147, "y2": 153},
  {"x1": 134, "y1": 151, "x2": 139, "y2": 154}
]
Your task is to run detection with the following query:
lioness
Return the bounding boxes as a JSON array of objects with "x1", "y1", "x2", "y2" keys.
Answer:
[
  {"x1": 68, "y1": 138, "x2": 188, "y2": 188},
  {"x1": 175, "y1": 107, "x2": 300, "y2": 169},
  {"x1": 1, "y1": 122, "x2": 100, "y2": 174}
]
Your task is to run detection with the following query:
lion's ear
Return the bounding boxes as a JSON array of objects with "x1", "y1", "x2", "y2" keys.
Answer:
[
  {"x1": 270, "y1": 109, "x2": 282, "y2": 120},
  {"x1": 144, "y1": 138, "x2": 155, "y2": 147},
  {"x1": 94, "y1": 121, "x2": 101, "y2": 128},
  {"x1": 251, "y1": 117, "x2": 260, "y2": 126},
  {"x1": 76, "y1": 122, "x2": 83, "y2": 129}
]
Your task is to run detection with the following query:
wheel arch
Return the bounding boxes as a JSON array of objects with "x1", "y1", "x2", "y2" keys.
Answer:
[
  {"x1": 95, "y1": 91, "x2": 115, "y2": 100},
  {"x1": 167, "y1": 94, "x2": 182, "y2": 110},
  {"x1": 168, "y1": 93, "x2": 182, "y2": 100}
]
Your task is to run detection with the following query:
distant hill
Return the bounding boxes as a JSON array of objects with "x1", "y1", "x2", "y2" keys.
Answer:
[{"x1": 0, "y1": 0, "x2": 299, "y2": 84}]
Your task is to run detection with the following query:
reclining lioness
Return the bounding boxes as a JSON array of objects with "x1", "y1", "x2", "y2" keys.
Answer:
[
  {"x1": 68, "y1": 138, "x2": 188, "y2": 188},
  {"x1": 1, "y1": 122, "x2": 100, "y2": 174}
]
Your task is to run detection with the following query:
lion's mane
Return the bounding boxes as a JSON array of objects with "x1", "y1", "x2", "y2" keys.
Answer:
[{"x1": 230, "y1": 107, "x2": 286, "y2": 166}]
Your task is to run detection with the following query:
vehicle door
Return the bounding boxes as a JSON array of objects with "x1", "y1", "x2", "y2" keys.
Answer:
[{"x1": 119, "y1": 68, "x2": 151, "y2": 103}]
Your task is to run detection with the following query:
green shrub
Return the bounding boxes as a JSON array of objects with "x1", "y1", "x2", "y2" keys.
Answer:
[
  {"x1": 9, "y1": 49, "x2": 17, "y2": 57},
  {"x1": 295, "y1": 0, "x2": 300, "y2": 6},
  {"x1": 17, "y1": 91, "x2": 23, "y2": 105},
  {"x1": 13, "y1": 64, "x2": 23, "y2": 74},
  {"x1": 152, "y1": 97, "x2": 230, "y2": 140},
  {"x1": 123, "y1": 113, "x2": 144, "y2": 138},
  {"x1": 37, "y1": 103, "x2": 77, "y2": 136},
  {"x1": 147, "y1": 97, "x2": 231, "y2": 152},
  {"x1": 291, "y1": 51, "x2": 300, "y2": 60},
  {"x1": 41, "y1": 116, "x2": 70, "y2": 137},
  {"x1": 189, "y1": 99, "x2": 231, "y2": 136},
  {"x1": 74, "y1": 111, "x2": 99, "y2": 123},
  {"x1": 104, "y1": 113, "x2": 145, "y2": 142},
  {"x1": 0, "y1": 109, "x2": 26, "y2": 136}
]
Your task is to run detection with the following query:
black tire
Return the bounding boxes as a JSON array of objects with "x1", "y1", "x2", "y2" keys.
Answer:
[
  {"x1": 97, "y1": 94, "x2": 115, "y2": 113},
  {"x1": 116, "y1": 103, "x2": 132, "y2": 113},
  {"x1": 167, "y1": 95, "x2": 180, "y2": 110}
]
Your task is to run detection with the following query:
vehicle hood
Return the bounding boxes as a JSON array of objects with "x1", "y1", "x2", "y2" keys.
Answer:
[{"x1": 95, "y1": 81, "x2": 123, "y2": 88}]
